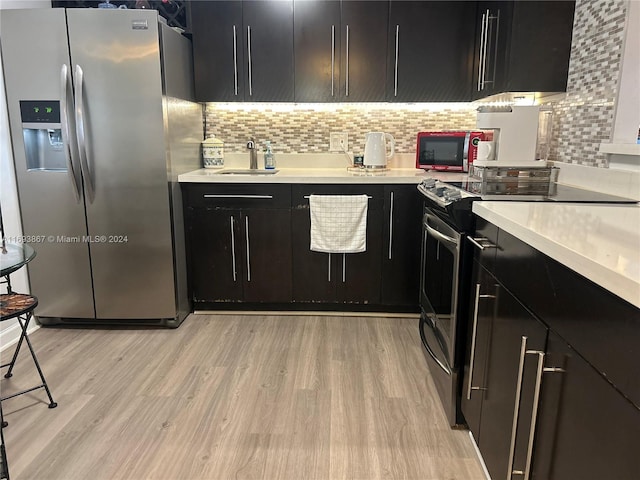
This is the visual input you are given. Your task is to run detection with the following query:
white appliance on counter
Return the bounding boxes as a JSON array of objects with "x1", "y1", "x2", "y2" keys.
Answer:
[
  {"x1": 475, "y1": 105, "x2": 545, "y2": 167},
  {"x1": 1, "y1": 8, "x2": 202, "y2": 327},
  {"x1": 363, "y1": 132, "x2": 395, "y2": 168}
]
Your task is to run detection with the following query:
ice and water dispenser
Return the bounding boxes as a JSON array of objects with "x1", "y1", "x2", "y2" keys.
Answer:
[{"x1": 20, "y1": 100, "x2": 67, "y2": 171}]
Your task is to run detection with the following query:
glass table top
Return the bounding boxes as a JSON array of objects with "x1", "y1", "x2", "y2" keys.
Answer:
[{"x1": 1, "y1": 242, "x2": 36, "y2": 277}]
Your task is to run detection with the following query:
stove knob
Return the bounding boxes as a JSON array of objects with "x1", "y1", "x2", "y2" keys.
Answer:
[
  {"x1": 421, "y1": 178, "x2": 437, "y2": 189},
  {"x1": 445, "y1": 189, "x2": 462, "y2": 200}
]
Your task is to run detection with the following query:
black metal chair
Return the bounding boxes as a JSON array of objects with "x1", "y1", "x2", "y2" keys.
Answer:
[
  {"x1": 0, "y1": 401, "x2": 9, "y2": 480},
  {"x1": 0, "y1": 291, "x2": 57, "y2": 410}
]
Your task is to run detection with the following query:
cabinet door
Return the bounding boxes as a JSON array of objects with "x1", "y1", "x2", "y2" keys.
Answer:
[
  {"x1": 242, "y1": 1, "x2": 294, "y2": 102},
  {"x1": 294, "y1": 0, "x2": 341, "y2": 102},
  {"x1": 478, "y1": 282, "x2": 547, "y2": 480},
  {"x1": 532, "y1": 331, "x2": 640, "y2": 480},
  {"x1": 387, "y1": 1, "x2": 476, "y2": 101},
  {"x1": 381, "y1": 185, "x2": 422, "y2": 307},
  {"x1": 291, "y1": 185, "x2": 384, "y2": 305},
  {"x1": 242, "y1": 209, "x2": 292, "y2": 303},
  {"x1": 472, "y1": 1, "x2": 511, "y2": 99},
  {"x1": 191, "y1": 1, "x2": 244, "y2": 101},
  {"x1": 340, "y1": 1, "x2": 389, "y2": 102},
  {"x1": 460, "y1": 261, "x2": 497, "y2": 438},
  {"x1": 335, "y1": 206, "x2": 383, "y2": 304},
  {"x1": 505, "y1": 1, "x2": 574, "y2": 93},
  {"x1": 187, "y1": 208, "x2": 243, "y2": 302},
  {"x1": 291, "y1": 205, "x2": 336, "y2": 303}
]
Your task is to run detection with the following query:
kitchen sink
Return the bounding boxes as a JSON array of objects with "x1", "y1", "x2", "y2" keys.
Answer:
[{"x1": 216, "y1": 169, "x2": 279, "y2": 175}]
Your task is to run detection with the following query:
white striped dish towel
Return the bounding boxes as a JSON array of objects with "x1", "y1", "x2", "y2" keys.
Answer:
[{"x1": 309, "y1": 194, "x2": 368, "y2": 253}]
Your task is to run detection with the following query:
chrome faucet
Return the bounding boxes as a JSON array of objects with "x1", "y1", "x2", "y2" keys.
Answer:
[{"x1": 247, "y1": 138, "x2": 258, "y2": 170}]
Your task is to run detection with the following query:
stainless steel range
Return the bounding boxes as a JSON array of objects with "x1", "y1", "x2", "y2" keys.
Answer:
[{"x1": 416, "y1": 176, "x2": 638, "y2": 427}]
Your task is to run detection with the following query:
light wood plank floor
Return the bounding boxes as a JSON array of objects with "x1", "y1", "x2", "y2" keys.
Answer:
[{"x1": 1, "y1": 314, "x2": 486, "y2": 480}]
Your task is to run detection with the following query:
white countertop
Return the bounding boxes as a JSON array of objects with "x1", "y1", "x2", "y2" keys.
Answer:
[
  {"x1": 178, "y1": 167, "x2": 467, "y2": 184},
  {"x1": 473, "y1": 201, "x2": 640, "y2": 308}
]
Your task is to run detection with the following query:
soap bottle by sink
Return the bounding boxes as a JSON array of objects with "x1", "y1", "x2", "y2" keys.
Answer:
[{"x1": 264, "y1": 141, "x2": 276, "y2": 170}]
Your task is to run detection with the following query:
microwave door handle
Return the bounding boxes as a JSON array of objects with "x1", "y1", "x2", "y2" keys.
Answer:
[{"x1": 60, "y1": 64, "x2": 81, "y2": 202}]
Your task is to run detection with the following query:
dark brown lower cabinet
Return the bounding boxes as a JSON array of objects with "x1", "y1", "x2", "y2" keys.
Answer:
[
  {"x1": 291, "y1": 185, "x2": 383, "y2": 305},
  {"x1": 462, "y1": 259, "x2": 548, "y2": 480},
  {"x1": 183, "y1": 182, "x2": 422, "y2": 311},
  {"x1": 463, "y1": 220, "x2": 640, "y2": 480},
  {"x1": 533, "y1": 331, "x2": 640, "y2": 480},
  {"x1": 187, "y1": 207, "x2": 292, "y2": 304},
  {"x1": 380, "y1": 185, "x2": 422, "y2": 308}
]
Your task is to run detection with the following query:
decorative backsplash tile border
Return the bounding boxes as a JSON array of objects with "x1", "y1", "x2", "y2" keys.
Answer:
[
  {"x1": 547, "y1": 0, "x2": 627, "y2": 167},
  {"x1": 204, "y1": 103, "x2": 477, "y2": 155}
]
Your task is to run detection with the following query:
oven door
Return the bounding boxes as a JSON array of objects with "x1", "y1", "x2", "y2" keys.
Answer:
[
  {"x1": 419, "y1": 209, "x2": 463, "y2": 425},
  {"x1": 420, "y1": 210, "x2": 462, "y2": 363}
]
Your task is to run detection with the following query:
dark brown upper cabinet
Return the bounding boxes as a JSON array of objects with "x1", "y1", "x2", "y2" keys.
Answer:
[
  {"x1": 472, "y1": 1, "x2": 575, "y2": 99},
  {"x1": 386, "y1": 1, "x2": 477, "y2": 102},
  {"x1": 293, "y1": 0, "x2": 342, "y2": 102},
  {"x1": 191, "y1": 0, "x2": 294, "y2": 102},
  {"x1": 294, "y1": 0, "x2": 389, "y2": 102}
]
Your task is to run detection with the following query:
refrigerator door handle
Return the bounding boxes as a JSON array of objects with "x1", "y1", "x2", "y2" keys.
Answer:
[
  {"x1": 60, "y1": 64, "x2": 82, "y2": 202},
  {"x1": 74, "y1": 64, "x2": 94, "y2": 202}
]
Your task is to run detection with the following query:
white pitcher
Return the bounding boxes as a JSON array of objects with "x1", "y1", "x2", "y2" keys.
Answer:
[{"x1": 364, "y1": 132, "x2": 395, "y2": 167}]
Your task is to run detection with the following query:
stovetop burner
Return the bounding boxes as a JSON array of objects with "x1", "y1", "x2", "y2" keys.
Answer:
[
  {"x1": 419, "y1": 178, "x2": 638, "y2": 205},
  {"x1": 417, "y1": 177, "x2": 638, "y2": 233}
]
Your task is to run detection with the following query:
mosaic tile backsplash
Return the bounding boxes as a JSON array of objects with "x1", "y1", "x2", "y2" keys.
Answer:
[
  {"x1": 548, "y1": 0, "x2": 627, "y2": 167},
  {"x1": 205, "y1": 104, "x2": 477, "y2": 155}
]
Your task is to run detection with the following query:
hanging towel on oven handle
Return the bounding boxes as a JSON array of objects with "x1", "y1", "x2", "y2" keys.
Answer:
[{"x1": 309, "y1": 194, "x2": 368, "y2": 253}]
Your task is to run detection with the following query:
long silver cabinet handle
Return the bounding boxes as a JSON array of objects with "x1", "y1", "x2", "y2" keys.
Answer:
[
  {"x1": 247, "y1": 26, "x2": 253, "y2": 97},
  {"x1": 466, "y1": 283, "x2": 496, "y2": 399},
  {"x1": 60, "y1": 64, "x2": 81, "y2": 202},
  {"x1": 331, "y1": 25, "x2": 335, "y2": 96},
  {"x1": 233, "y1": 25, "x2": 239, "y2": 96},
  {"x1": 388, "y1": 191, "x2": 394, "y2": 259},
  {"x1": 244, "y1": 217, "x2": 251, "y2": 282},
  {"x1": 477, "y1": 12, "x2": 486, "y2": 91},
  {"x1": 342, "y1": 253, "x2": 346, "y2": 283},
  {"x1": 304, "y1": 195, "x2": 372, "y2": 199},
  {"x1": 328, "y1": 253, "x2": 331, "y2": 282},
  {"x1": 245, "y1": 216, "x2": 251, "y2": 282},
  {"x1": 203, "y1": 194, "x2": 273, "y2": 199},
  {"x1": 466, "y1": 283, "x2": 482, "y2": 400},
  {"x1": 345, "y1": 25, "x2": 350, "y2": 97},
  {"x1": 394, "y1": 25, "x2": 400, "y2": 96},
  {"x1": 74, "y1": 65, "x2": 94, "y2": 203},
  {"x1": 522, "y1": 351, "x2": 545, "y2": 480},
  {"x1": 508, "y1": 336, "x2": 529, "y2": 478},
  {"x1": 468, "y1": 236, "x2": 498, "y2": 250},
  {"x1": 230, "y1": 216, "x2": 237, "y2": 282},
  {"x1": 488, "y1": 10, "x2": 501, "y2": 86},
  {"x1": 480, "y1": 10, "x2": 490, "y2": 90}
]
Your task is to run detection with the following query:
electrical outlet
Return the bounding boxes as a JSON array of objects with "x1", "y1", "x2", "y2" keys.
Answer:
[{"x1": 329, "y1": 132, "x2": 348, "y2": 152}]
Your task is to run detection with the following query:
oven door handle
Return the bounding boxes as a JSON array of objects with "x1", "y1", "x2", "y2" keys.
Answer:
[
  {"x1": 425, "y1": 221, "x2": 458, "y2": 247},
  {"x1": 419, "y1": 317, "x2": 452, "y2": 375}
]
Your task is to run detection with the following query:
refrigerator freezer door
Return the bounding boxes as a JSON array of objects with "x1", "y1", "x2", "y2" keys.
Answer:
[
  {"x1": 1, "y1": 9, "x2": 95, "y2": 319},
  {"x1": 66, "y1": 10, "x2": 177, "y2": 319}
]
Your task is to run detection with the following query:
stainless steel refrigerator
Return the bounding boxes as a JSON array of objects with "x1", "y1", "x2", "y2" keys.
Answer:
[{"x1": 1, "y1": 8, "x2": 202, "y2": 327}]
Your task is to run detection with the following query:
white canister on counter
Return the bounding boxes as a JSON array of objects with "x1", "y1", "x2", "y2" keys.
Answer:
[{"x1": 202, "y1": 136, "x2": 224, "y2": 168}]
